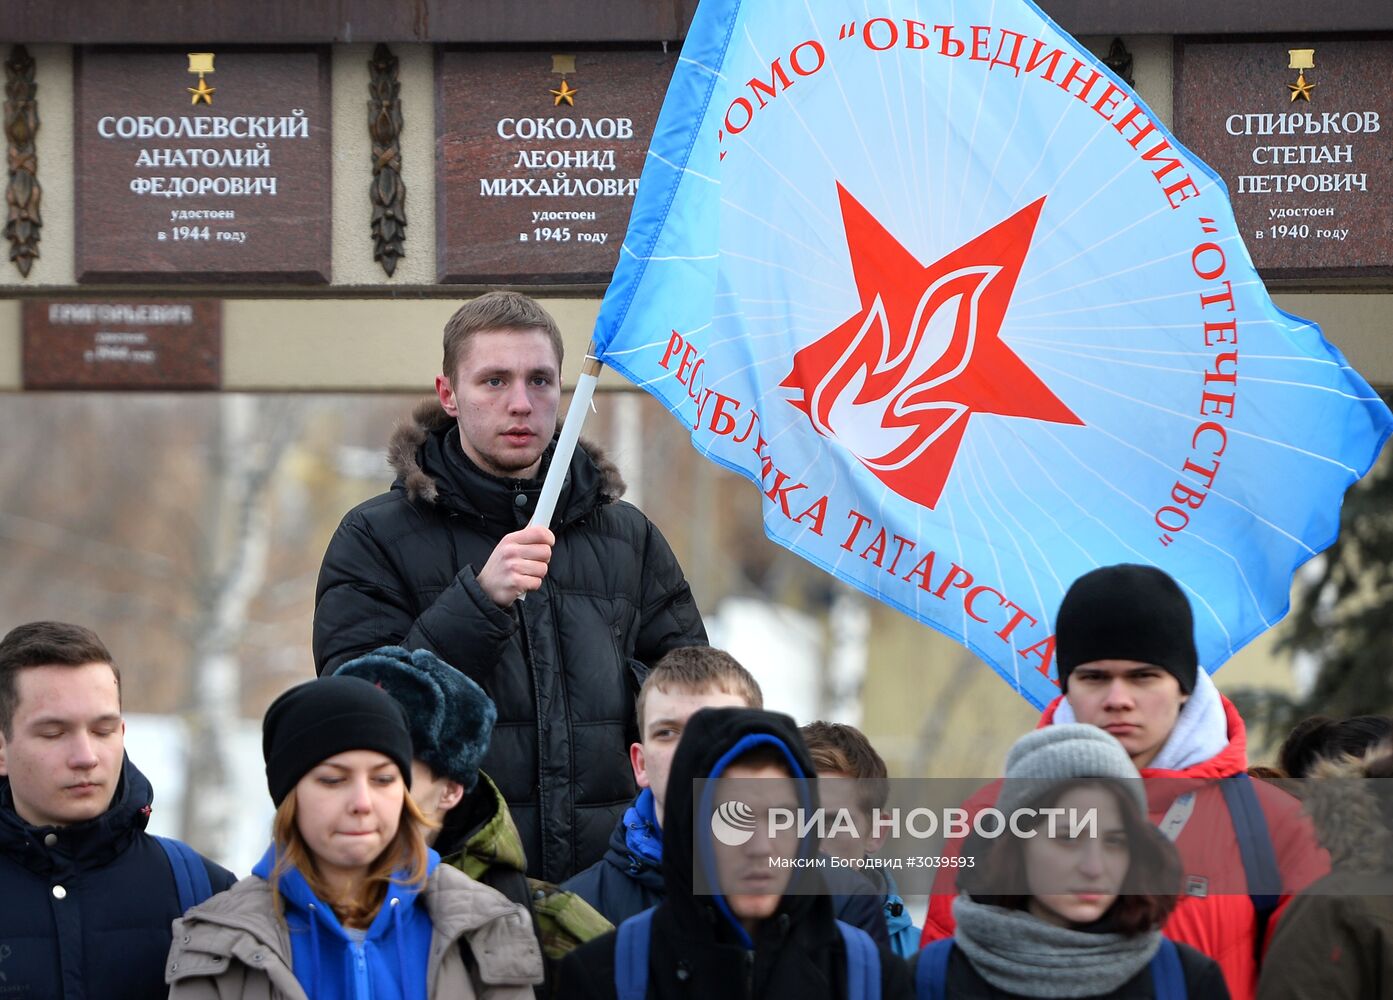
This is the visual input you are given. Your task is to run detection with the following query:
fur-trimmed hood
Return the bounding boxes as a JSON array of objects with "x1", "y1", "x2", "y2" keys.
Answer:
[
  {"x1": 387, "y1": 396, "x2": 625, "y2": 508},
  {"x1": 315, "y1": 397, "x2": 707, "y2": 885},
  {"x1": 1302, "y1": 746, "x2": 1393, "y2": 873}
]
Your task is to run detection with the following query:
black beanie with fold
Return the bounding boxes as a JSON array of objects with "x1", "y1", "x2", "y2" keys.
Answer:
[
  {"x1": 262, "y1": 675, "x2": 415, "y2": 806},
  {"x1": 1055, "y1": 563, "x2": 1199, "y2": 694}
]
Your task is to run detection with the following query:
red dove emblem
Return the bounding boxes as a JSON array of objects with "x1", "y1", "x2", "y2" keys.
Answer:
[{"x1": 782, "y1": 183, "x2": 1083, "y2": 509}]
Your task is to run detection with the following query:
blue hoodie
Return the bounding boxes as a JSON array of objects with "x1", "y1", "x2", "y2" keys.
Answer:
[
  {"x1": 623, "y1": 787, "x2": 665, "y2": 869},
  {"x1": 555, "y1": 707, "x2": 913, "y2": 1000},
  {"x1": 880, "y1": 870, "x2": 921, "y2": 959},
  {"x1": 251, "y1": 844, "x2": 437, "y2": 1000},
  {"x1": 563, "y1": 775, "x2": 892, "y2": 945},
  {"x1": 692, "y1": 730, "x2": 819, "y2": 948}
]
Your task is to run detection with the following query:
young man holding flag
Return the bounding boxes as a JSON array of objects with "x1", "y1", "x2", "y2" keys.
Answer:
[{"x1": 313, "y1": 291, "x2": 707, "y2": 884}]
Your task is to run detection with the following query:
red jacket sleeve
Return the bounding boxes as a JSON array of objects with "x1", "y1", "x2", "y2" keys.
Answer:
[
  {"x1": 919, "y1": 779, "x2": 1004, "y2": 947},
  {"x1": 1253, "y1": 779, "x2": 1331, "y2": 956}
]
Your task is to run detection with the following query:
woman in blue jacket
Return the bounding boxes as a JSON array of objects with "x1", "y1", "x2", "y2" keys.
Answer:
[{"x1": 165, "y1": 675, "x2": 543, "y2": 999}]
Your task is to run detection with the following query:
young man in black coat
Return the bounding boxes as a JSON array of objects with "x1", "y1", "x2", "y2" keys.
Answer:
[
  {"x1": 313, "y1": 291, "x2": 707, "y2": 884},
  {"x1": 557, "y1": 707, "x2": 912, "y2": 1000},
  {"x1": 0, "y1": 622, "x2": 235, "y2": 1000}
]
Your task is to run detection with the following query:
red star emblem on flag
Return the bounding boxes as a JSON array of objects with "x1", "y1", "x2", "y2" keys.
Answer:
[{"x1": 781, "y1": 183, "x2": 1083, "y2": 509}]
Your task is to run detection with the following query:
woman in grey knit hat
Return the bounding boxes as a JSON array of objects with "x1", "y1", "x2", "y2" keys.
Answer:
[{"x1": 913, "y1": 725, "x2": 1230, "y2": 999}]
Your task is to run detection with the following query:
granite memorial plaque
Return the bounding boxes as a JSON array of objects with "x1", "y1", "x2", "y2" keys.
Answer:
[
  {"x1": 23, "y1": 300, "x2": 221, "y2": 389},
  {"x1": 436, "y1": 49, "x2": 675, "y2": 284},
  {"x1": 1175, "y1": 38, "x2": 1393, "y2": 279},
  {"x1": 75, "y1": 47, "x2": 331, "y2": 283}
]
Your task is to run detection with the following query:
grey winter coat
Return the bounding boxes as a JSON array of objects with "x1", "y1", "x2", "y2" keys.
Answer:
[{"x1": 165, "y1": 863, "x2": 544, "y2": 999}]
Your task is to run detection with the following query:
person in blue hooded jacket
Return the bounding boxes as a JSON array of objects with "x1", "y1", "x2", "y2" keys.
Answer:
[
  {"x1": 556, "y1": 706, "x2": 912, "y2": 1000},
  {"x1": 561, "y1": 648, "x2": 891, "y2": 947},
  {"x1": 165, "y1": 675, "x2": 545, "y2": 1000}
]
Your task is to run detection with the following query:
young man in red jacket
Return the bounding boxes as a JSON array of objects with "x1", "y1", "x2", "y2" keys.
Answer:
[{"x1": 920, "y1": 564, "x2": 1328, "y2": 1000}]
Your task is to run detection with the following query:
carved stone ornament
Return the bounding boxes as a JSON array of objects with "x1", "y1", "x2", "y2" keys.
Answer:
[
  {"x1": 5, "y1": 45, "x2": 42, "y2": 277},
  {"x1": 1104, "y1": 37, "x2": 1135, "y2": 88},
  {"x1": 368, "y1": 43, "x2": 405, "y2": 276}
]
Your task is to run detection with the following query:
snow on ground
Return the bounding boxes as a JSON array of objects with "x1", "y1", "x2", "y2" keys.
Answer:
[
  {"x1": 123, "y1": 595, "x2": 866, "y2": 877},
  {"x1": 125, "y1": 713, "x2": 273, "y2": 876}
]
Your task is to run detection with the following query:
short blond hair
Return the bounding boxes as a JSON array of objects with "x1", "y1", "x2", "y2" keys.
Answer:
[{"x1": 636, "y1": 647, "x2": 762, "y2": 736}]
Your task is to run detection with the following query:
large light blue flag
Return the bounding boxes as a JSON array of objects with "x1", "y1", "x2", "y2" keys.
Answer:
[{"x1": 592, "y1": 0, "x2": 1392, "y2": 707}]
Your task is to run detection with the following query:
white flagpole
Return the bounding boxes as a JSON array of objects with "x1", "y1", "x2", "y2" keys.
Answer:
[{"x1": 530, "y1": 341, "x2": 603, "y2": 531}]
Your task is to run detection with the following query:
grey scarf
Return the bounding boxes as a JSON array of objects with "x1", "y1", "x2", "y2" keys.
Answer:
[{"x1": 951, "y1": 896, "x2": 1161, "y2": 998}]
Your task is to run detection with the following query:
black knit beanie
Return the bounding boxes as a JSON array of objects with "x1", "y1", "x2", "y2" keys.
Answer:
[
  {"x1": 1055, "y1": 564, "x2": 1198, "y2": 694},
  {"x1": 262, "y1": 676, "x2": 415, "y2": 806}
]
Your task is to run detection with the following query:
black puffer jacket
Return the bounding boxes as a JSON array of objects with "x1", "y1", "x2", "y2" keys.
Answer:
[
  {"x1": 313, "y1": 399, "x2": 707, "y2": 883},
  {"x1": 557, "y1": 708, "x2": 912, "y2": 1000},
  {"x1": 0, "y1": 756, "x2": 235, "y2": 1000}
]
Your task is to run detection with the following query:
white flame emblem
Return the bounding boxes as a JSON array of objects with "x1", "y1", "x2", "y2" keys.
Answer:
[{"x1": 809, "y1": 266, "x2": 1000, "y2": 473}]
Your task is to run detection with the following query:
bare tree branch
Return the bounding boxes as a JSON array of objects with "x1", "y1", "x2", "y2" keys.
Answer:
[{"x1": 180, "y1": 398, "x2": 304, "y2": 857}]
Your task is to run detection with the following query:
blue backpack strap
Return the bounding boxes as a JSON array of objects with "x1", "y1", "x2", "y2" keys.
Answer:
[
  {"x1": 614, "y1": 907, "x2": 656, "y2": 1000},
  {"x1": 154, "y1": 835, "x2": 213, "y2": 914},
  {"x1": 836, "y1": 920, "x2": 880, "y2": 1000},
  {"x1": 1219, "y1": 774, "x2": 1282, "y2": 925},
  {"x1": 1148, "y1": 938, "x2": 1187, "y2": 1000},
  {"x1": 914, "y1": 939, "x2": 954, "y2": 1000}
]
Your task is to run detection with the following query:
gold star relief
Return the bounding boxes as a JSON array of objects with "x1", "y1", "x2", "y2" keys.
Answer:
[
  {"x1": 188, "y1": 76, "x2": 216, "y2": 105},
  {"x1": 1287, "y1": 70, "x2": 1315, "y2": 103},
  {"x1": 550, "y1": 79, "x2": 578, "y2": 106}
]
